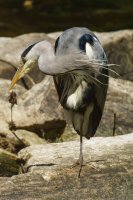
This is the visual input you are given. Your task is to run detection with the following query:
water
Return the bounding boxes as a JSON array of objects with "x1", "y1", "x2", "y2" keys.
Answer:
[{"x1": 0, "y1": 0, "x2": 133, "y2": 37}]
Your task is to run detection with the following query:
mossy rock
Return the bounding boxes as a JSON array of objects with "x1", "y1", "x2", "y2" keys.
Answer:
[{"x1": 0, "y1": 148, "x2": 20, "y2": 177}]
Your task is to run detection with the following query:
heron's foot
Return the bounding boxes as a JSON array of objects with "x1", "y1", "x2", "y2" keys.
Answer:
[
  {"x1": 70, "y1": 158, "x2": 85, "y2": 178},
  {"x1": 70, "y1": 159, "x2": 81, "y2": 168}
]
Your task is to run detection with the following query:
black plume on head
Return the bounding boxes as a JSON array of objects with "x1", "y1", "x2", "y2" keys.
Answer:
[
  {"x1": 54, "y1": 37, "x2": 60, "y2": 53},
  {"x1": 79, "y1": 34, "x2": 94, "y2": 52},
  {"x1": 21, "y1": 42, "x2": 37, "y2": 60}
]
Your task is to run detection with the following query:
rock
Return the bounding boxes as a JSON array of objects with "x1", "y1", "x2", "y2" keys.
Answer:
[
  {"x1": 0, "y1": 78, "x2": 26, "y2": 100},
  {"x1": 96, "y1": 30, "x2": 133, "y2": 81},
  {"x1": 0, "y1": 133, "x2": 22, "y2": 154},
  {"x1": 0, "y1": 79, "x2": 25, "y2": 138},
  {"x1": 48, "y1": 31, "x2": 62, "y2": 39},
  {"x1": 0, "y1": 133, "x2": 133, "y2": 199},
  {"x1": 0, "y1": 33, "x2": 54, "y2": 66},
  {"x1": 13, "y1": 76, "x2": 66, "y2": 139},
  {"x1": 0, "y1": 128, "x2": 46, "y2": 152},
  {"x1": 14, "y1": 129, "x2": 46, "y2": 145},
  {"x1": 18, "y1": 132, "x2": 133, "y2": 174},
  {"x1": 0, "y1": 148, "x2": 19, "y2": 177},
  {"x1": 0, "y1": 78, "x2": 66, "y2": 142},
  {"x1": 97, "y1": 77, "x2": 133, "y2": 136},
  {"x1": 0, "y1": 129, "x2": 46, "y2": 154},
  {"x1": 59, "y1": 125, "x2": 78, "y2": 142}
]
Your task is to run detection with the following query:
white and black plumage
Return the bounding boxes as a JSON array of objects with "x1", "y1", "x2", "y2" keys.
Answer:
[
  {"x1": 9, "y1": 27, "x2": 109, "y2": 177},
  {"x1": 54, "y1": 28, "x2": 108, "y2": 138}
]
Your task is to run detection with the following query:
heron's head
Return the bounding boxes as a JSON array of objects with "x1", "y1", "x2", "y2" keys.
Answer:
[{"x1": 9, "y1": 40, "x2": 52, "y2": 91}]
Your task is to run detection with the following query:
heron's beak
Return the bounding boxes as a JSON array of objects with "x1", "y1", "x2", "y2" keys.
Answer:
[{"x1": 9, "y1": 59, "x2": 36, "y2": 91}]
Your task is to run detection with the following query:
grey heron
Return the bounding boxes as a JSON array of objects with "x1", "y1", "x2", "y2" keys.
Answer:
[{"x1": 9, "y1": 27, "x2": 109, "y2": 177}]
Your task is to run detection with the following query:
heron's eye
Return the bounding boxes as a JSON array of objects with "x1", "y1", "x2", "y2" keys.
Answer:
[{"x1": 79, "y1": 34, "x2": 94, "y2": 52}]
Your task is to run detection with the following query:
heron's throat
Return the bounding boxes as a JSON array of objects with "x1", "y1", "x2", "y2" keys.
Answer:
[{"x1": 38, "y1": 53, "x2": 57, "y2": 75}]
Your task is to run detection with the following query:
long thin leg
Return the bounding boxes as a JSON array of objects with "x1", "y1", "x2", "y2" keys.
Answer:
[{"x1": 78, "y1": 131, "x2": 83, "y2": 178}]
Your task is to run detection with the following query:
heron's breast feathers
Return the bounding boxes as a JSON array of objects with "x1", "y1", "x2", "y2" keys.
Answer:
[
  {"x1": 54, "y1": 73, "x2": 107, "y2": 138},
  {"x1": 66, "y1": 81, "x2": 92, "y2": 110},
  {"x1": 54, "y1": 74, "x2": 95, "y2": 111}
]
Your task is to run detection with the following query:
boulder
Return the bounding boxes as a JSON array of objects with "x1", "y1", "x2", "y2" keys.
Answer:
[
  {"x1": 0, "y1": 148, "x2": 19, "y2": 177},
  {"x1": 0, "y1": 33, "x2": 54, "y2": 66},
  {"x1": 0, "y1": 133, "x2": 132, "y2": 199},
  {"x1": 48, "y1": 31, "x2": 62, "y2": 39},
  {"x1": 97, "y1": 77, "x2": 133, "y2": 136},
  {"x1": 0, "y1": 78, "x2": 66, "y2": 142},
  {"x1": 14, "y1": 130, "x2": 46, "y2": 145},
  {"x1": 0, "y1": 129, "x2": 45, "y2": 154},
  {"x1": 96, "y1": 30, "x2": 133, "y2": 81}
]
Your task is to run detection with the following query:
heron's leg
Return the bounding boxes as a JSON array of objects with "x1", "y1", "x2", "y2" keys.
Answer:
[
  {"x1": 78, "y1": 130, "x2": 83, "y2": 178},
  {"x1": 70, "y1": 130, "x2": 84, "y2": 177}
]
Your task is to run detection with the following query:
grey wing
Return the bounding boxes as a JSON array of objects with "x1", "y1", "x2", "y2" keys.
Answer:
[
  {"x1": 82, "y1": 90, "x2": 105, "y2": 138},
  {"x1": 54, "y1": 74, "x2": 107, "y2": 139},
  {"x1": 63, "y1": 86, "x2": 106, "y2": 139}
]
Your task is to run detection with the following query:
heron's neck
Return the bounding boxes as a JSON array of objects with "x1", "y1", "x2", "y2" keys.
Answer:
[
  {"x1": 38, "y1": 47, "x2": 57, "y2": 75},
  {"x1": 38, "y1": 46, "x2": 95, "y2": 76}
]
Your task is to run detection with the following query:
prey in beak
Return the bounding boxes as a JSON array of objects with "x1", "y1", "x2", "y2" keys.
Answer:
[{"x1": 9, "y1": 58, "x2": 36, "y2": 91}]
